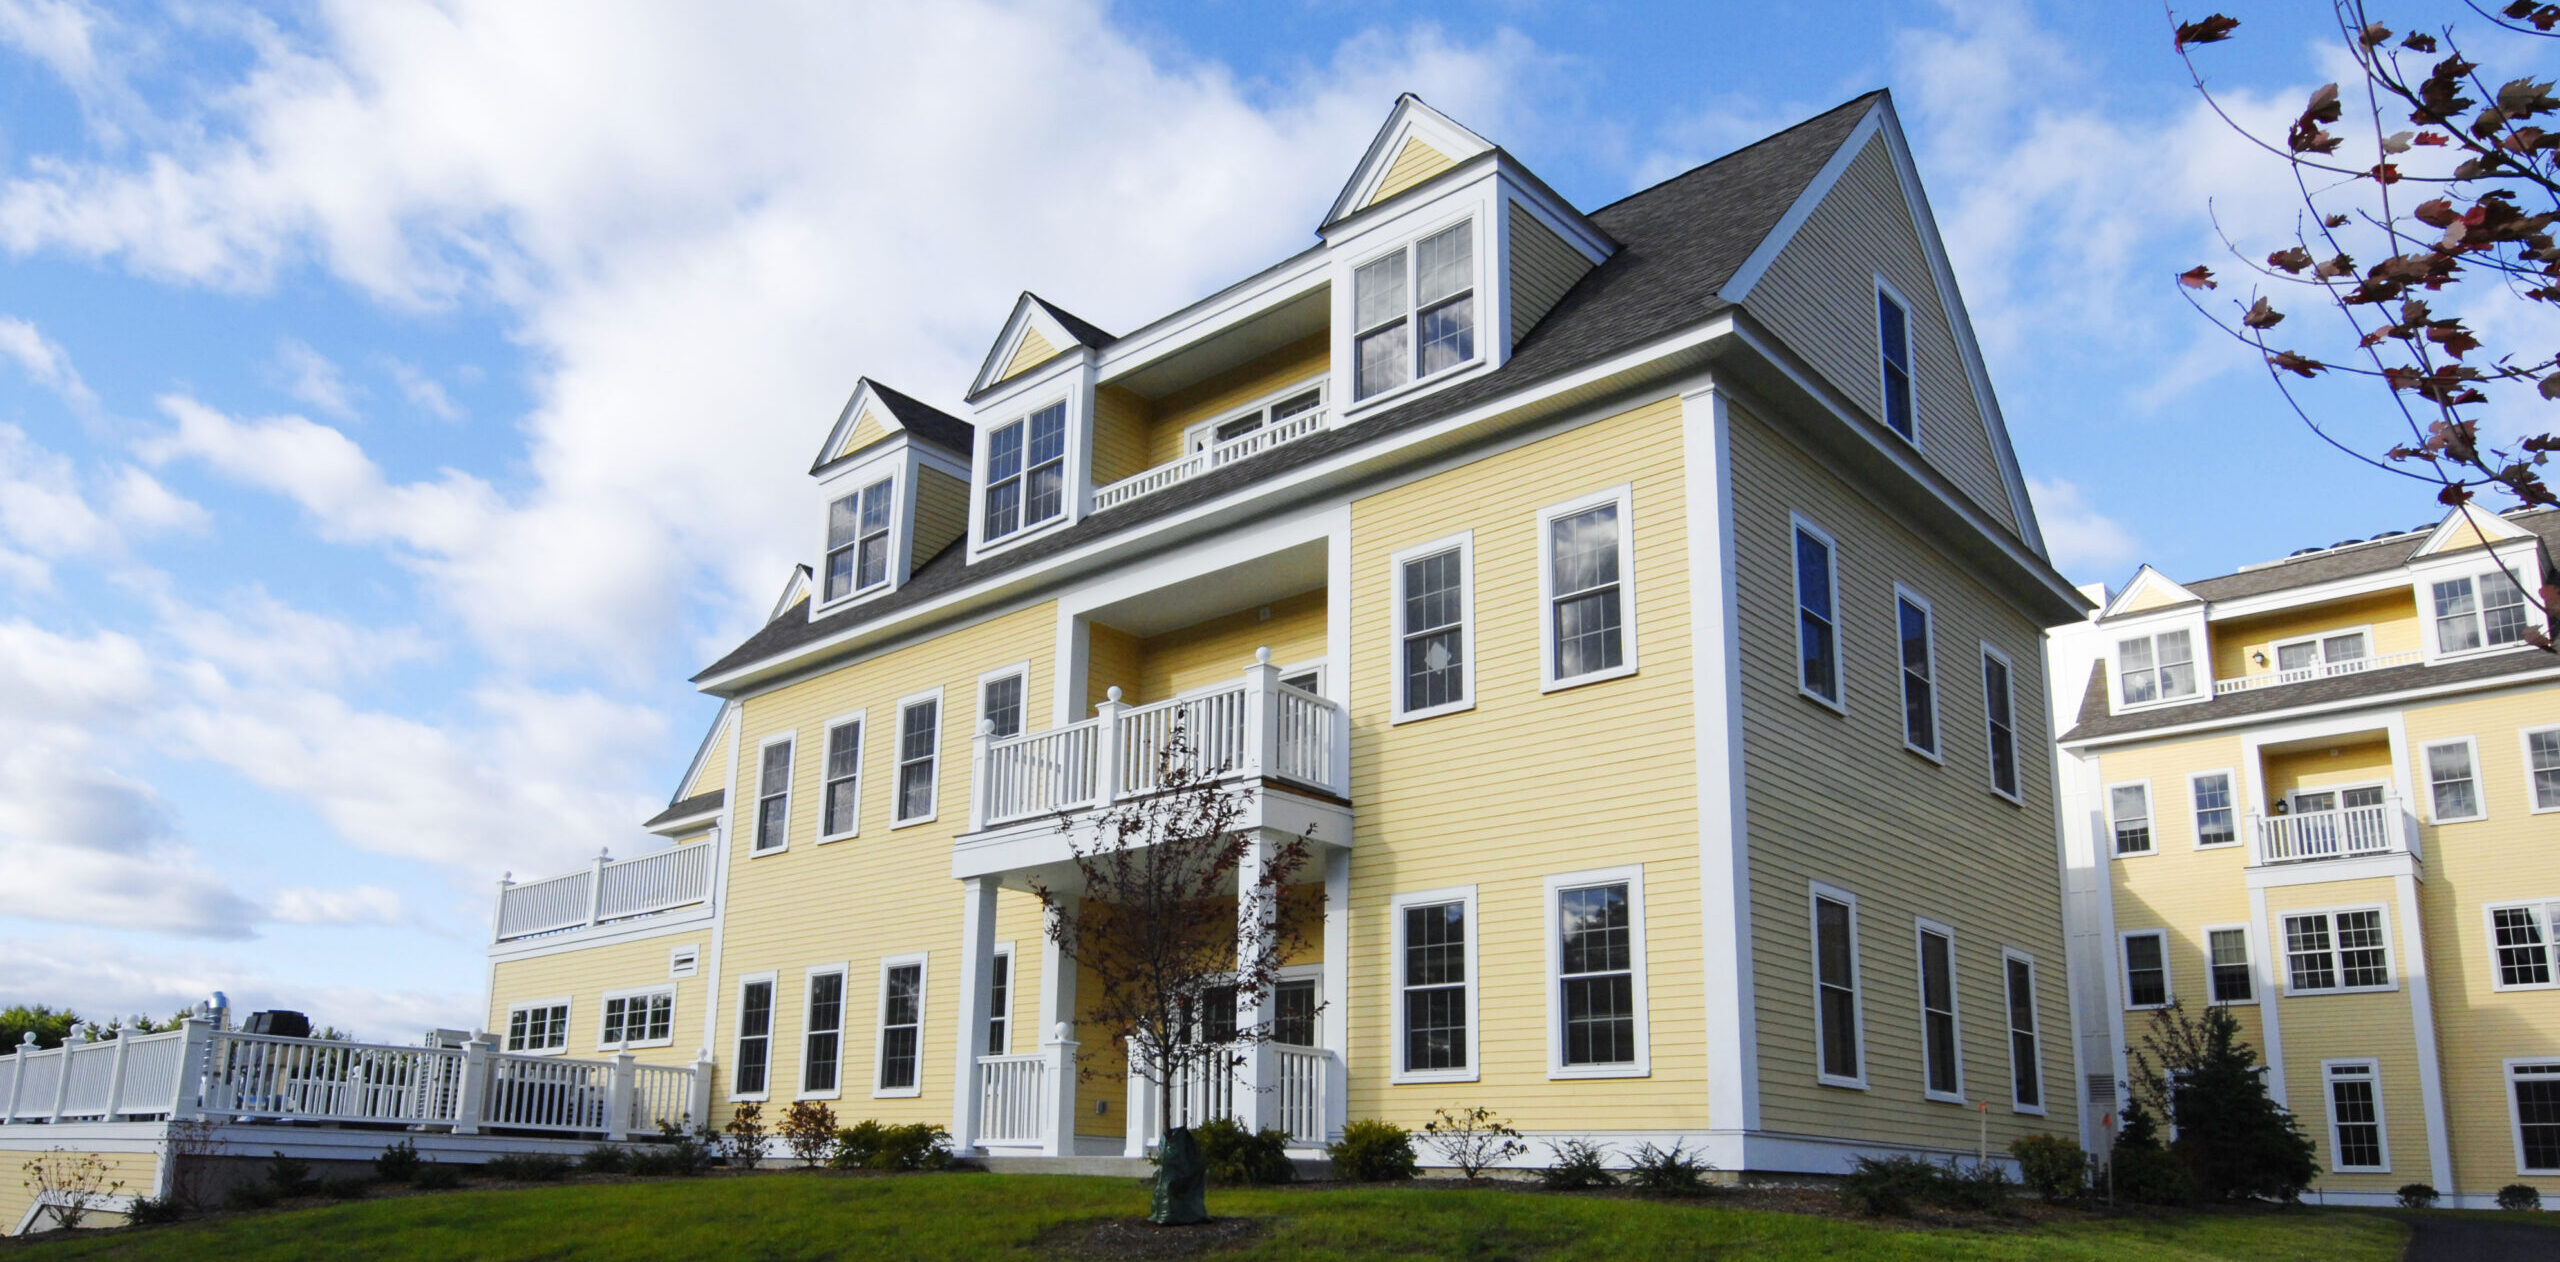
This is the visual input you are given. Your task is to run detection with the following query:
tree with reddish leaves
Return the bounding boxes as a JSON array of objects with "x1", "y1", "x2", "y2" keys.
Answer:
[{"x1": 2174, "y1": 2, "x2": 2560, "y2": 643}]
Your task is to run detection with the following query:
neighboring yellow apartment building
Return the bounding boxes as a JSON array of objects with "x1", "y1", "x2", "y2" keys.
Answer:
[
  {"x1": 481, "y1": 91, "x2": 2089, "y2": 1175},
  {"x1": 2050, "y1": 507, "x2": 2560, "y2": 1207}
]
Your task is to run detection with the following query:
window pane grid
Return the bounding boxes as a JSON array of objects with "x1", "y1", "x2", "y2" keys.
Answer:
[
  {"x1": 2209, "y1": 928, "x2": 2254, "y2": 1003},
  {"x1": 2530, "y1": 730, "x2": 2560, "y2": 809},
  {"x1": 804, "y1": 973, "x2": 843, "y2": 1093},
  {"x1": 2427, "y1": 742, "x2": 2479, "y2": 819},
  {"x1": 1878, "y1": 291, "x2": 1913, "y2": 440},
  {"x1": 1920, "y1": 930, "x2": 1957, "y2": 1095},
  {"x1": 2005, "y1": 957, "x2": 2040, "y2": 1109},
  {"x1": 897, "y1": 700, "x2": 938, "y2": 820},
  {"x1": 2494, "y1": 905, "x2": 2553, "y2": 987},
  {"x1": 1796, "y1": 529, "x2": 1837, "y2": 702},
  {"x1": 2516, "y1": 1065, "x2": 2560, "y2": 1171},
  {"x1": 2286, "y1": 915, "x2": 2337, "y2": 991},
  {"x1": 2111, "y1": 785, "x2": 2153, "y2": 855},
  {"x1": 2193, "y1": 773, "x2": 2235, "y2": 846},
  {"x1": 1558, "y1": 883, "x2": 1635, "y2": 1068},
  {"x1": 755, "y1": 741, "x2": 792, "y2": 851},
  {"x1": 1550, "y1": 505, "x2": 1624, "y2": 680},
  {"x1": 823, "y1": 721, "x2": 860, "y2": 836},
  {"x1": 735, "y1": 981, "x2": 773, "y2": 1095},
  {"x1": 2124, "y1": 933, "x2": 2168, "y2": 1007},
  {"x1": 982, "y1": 675, "x2": 1024, "y2": 740},
  {"x1": 1400, "y1": 550, "x2": 1466, "y2": 712},
  {"x1": 879, "y1": 965, "x2": 922, "y2": 1090},
  {"x1": 1815, "y1": 896, "x2": 1859, "y2": 1080},
  {"x1": 2329, "y1": 1070, "x2": 2383, "y2": 1169},
  {"x1": 1984, "y1": 653, "x2": 2018, "y2": 796},
  {"x1": 1401, "y1": 902, "x2": 1467, "y2": 1072},
  {"x1": 1898, "y1": 597, "x2": 1935, "y2": 753}
]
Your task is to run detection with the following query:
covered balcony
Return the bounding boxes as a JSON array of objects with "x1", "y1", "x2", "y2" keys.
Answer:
[
  {"x1": 1088, "y1": 283, "x2": 1331, "y2": 515},
  {"x1": 2250, "y1": 792, "x2": 2418, "y2": 866},
  {"x1": 2242, "y1": 730, "x2": 2421, "y2": 869},
  {"x1": 492, "y1": 843, "x2": 715, "y2": 944}
]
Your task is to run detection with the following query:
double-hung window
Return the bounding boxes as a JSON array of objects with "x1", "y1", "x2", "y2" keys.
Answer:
[
  {"x1": 983, "y1": 403, "x2": 1066, "y2": 541},
  {"x1": 1794, "y1": 519, "x2": 1841, "y2": 707},
  {"x1": 2512, "y1": 1061, "x2": 2560, "y2": 1172},
  {"x1": 2284, "y1": 908, "x2": 2392, "y2": 993},
  {"x1": 1392, "y1": 535, "x2": 1471, "y2": 719},
  {"x1": 2526, "y1": 726, "x2": 2560, "y2": 812},
  {"x1": 1353, "y1": 220, "x2": 1474, "y2": 401},
  {"x1": 876, "y1": 958, "x2": 926, "y2": 1095},
  {"x1": 1916, "y1": 921, "x2": 1961, "y2": 1101},
  {"x1": 1812, "y1": 885, "x2": 1863, "y2": 1087},
  {"x1": 2489, "y1": 901, "x2": 2560, "y2": 989},
  {"x1": 2325, "y1": 1061, "x2": 2387, "y2": 1172},
  {"x1": 599, "y1": 988, "x2": 674, "y2": 1050},
  {"x1": 2116, "y1": 629, "x2": 2198, "y2": 705},
  {"x1": 2110, "y1": 783, "x2": 2154, "y2": 856},
  {"x1": 820, "y1": 717, "x2": 862, "y2": 840},
  {"x1": 1982, "y1": 646, "x2": 2020, "y2": 800},
  {"x1": 824, "y1": 478, "x2": 894, "y2": 601},
  {"x1": 753, "y1": 736, "x2": 793, "y2": 853},
  {"x1": 1273, "y1": 978, "x2": 1318, "y2": 1048},
  {"x1": 1394, "y1": 890, "x2": 1474, "y2": 1079},
  {"x1": 2121, "y1": 931, "x2": 2170, "y2": 1008},
  {"x1": 894, "y1": 694, "x2": 940, "y2": 825},
  {"x1": 1543, "y1": 489, "x2": 1633, "y2": 687},
  {"x1": 2191, "y1": 772, "x2": 2237, "y2": 847},
  {"x1": 2434, "y1": 566, "x2": 2532, "y2": 653},
  {"x1": 733, "y1": 978, "x2": 774, "y2": 1098},
  {"x1": 2207, "y1": 927, "x2": 2255, "y2": 1004},
  {"x1": 1877, "y1": 286, "x2": 1914, "y2": 442},
  {"x1": 1896, "y1": 589, "x2": 1937, "y2": 756},
  {"x1": 803, "y1": 968, "x2": 845, "y2": 1095},
  {"x1": 506, "y1": 1000, "x2": 569, "y2": 1053},
  {"x1": 980, "y1": 669, "x2": 1026, "y2": 741},
  {"x1": 2425, "y1": 738, "x2": 2484, "y2": 823},
  {"x1": 2003, "y1": 952, "x2": 2043, "y2": 1112},
  {"x1": 1551, "y1": 870, "x2": 1645, "y2": 1075}
]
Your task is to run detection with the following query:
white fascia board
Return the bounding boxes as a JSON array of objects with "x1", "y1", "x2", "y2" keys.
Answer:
[
  {"x1": 1322, "y1": 94, "x2": 1497, "y2": 228},
  {"x1": 487, "y1": 904, "x2": 720, "y2": 964},
  {"x1": 1319, "y1": 151, "x2": 1501, "y2": 250},
  {"x1": 1718, "y1": 103, "x2": 1882, "y2": 305},
  {"x1": 966, "y1": 339, "x2": 1089, "y2": 419},
  {"x1": 814, "y1": 436, "x2": 909, "y2": 496},
  {"x1": 2061, "y1": 664, "x2": 2560, "y2": 751},
  {"x1": 2098, "y1": 565, "x2": 2203, "y2": 620},
  {"x1": 1093, "y1": 247, "x2": 1331, "y2": 379},
  {"x1": 661, "y1": 701, "x2": 737, "y2": 823},
  {"x1": 2408, "y1": 532, "x2": 2544, "y2": 581}
]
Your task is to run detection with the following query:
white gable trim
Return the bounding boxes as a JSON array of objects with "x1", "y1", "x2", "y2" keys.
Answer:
[
  {"x1": 811, "y1": 379, "x2": 914, "y2": 472},
  {"x1": 657, "y1": 699, "x2": 738, "y2": 829},
  {"x1": 768, "y1": 565, "x2": 812, "y2": 623},
  {"x1": 1322, "y1": 93, "x2": 1496, "y2": 229},
  {"x1": 2412, "y1": 504, "x2": 2536, "y2": 557},
  {"x1": 969, "y1": 295, "x2": 1084, "y2": 400},
  {"x1": 2099, "y1": 565, "x2": 2204, "y2": 620}
]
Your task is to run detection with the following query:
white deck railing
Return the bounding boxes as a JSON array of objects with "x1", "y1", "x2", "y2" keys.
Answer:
[
  {"x1": 2251, "y1": 798, "x2": 2411, "y2": 866},
  {"x1": 970, "y1": 653, "x2": 1347, "y2": 831},
  {"x1": 496, "y1": 844, "x2": 713, "y2": 943},
  {"x1": 1092, "y1": 408, "x2": 1332, "y2": 513},
  {"x1": 974, "y1": 1053, "x2": 1048, "y2": 1145},
  {"x1": 2214, "y1": 649, "x2": 2423, "y2": 695},
  {"x1": 1123, "y1": 1042, "x2": 1333, "y2": 1150}
]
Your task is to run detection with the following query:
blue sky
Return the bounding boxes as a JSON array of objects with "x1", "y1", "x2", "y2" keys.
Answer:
[{"x1": 0, "y1": 1, "x2": 2531, "y2": 1037}]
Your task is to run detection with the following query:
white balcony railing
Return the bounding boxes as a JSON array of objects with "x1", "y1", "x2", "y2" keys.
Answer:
[
  {"x1": 495, "y1": 843, "x2": 713, "y2": 943},
  {"x1": 970, "y1": 652, "x2": 1348, "y2": 831},
  {"x1": 1122, "y1": 1041, "x2": 1334, "y2": 1150},
  {"x1": 2250, "y1": 797, "x2": 2413, "y2": 866},
  {"x1": 2214, "y1": 649, "x2": 2423, "y2": 696},
  {"x1": 1091, "y1": 407, "x2": 1333, "y2": 513},
  {"x1": 973, "y1": 1053, "x2": 1049, "y2": 1145}
]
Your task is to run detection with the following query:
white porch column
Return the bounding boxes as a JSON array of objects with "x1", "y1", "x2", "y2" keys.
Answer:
[
  {"x1": 1122, "y1": 1043, "x2": 1151, "y2": 1158},
  {"x1": 1321, "y1": 844, "x2": 1351, "y2": 1143},
  {"x1": 1039, "y1": 894, "x2": 1080, "y2": 1152},
  {"x1": 951, "y1": 876, "x2": 1000, "y2": 1153},
  {"x1": 1041, "y1": 1024, "x2": 1080, "y2": 1157},
  {"x1": 1234, "y1": 831, "x2": 1275, "y2": 1134}
]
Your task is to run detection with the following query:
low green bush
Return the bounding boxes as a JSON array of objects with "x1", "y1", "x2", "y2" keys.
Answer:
[
  {"x1": 2396, "y1": 1183, "x2": 2440, "y2": 1209},
  {"x1": 1326, "y1": 1119, "x2": 1417, "y2": 1182},
  {"x1": 2497, "y1": 1182, "x2": 2542, "y2": 1211},
  {"x1": 125, "y1": 1195, "x2": 184, "y2": 1225},
  {"x1": 1936, "y1": 1161, "x2": 2015, "y2": 1214},
  {"x1": 264, "y1": 1152, "x2": 312, "y2": 1198},
  {"x1": 1625, "y1": 1141, "x2": 1715, "y2": 1196},
  {"x1": 1192, "y1": 1117, "x2": 1294, "y2": 1185},
  {"x1": 2105, "y1": 1144, "x2": 2194, "y2": 1206},
  {"x1": 223, "y1": 1182, "x2": 280, "y2": 1211},
  {"x1": 629, "y1": 1127, "x2": 716, "y2": 1177},
  {"x1": 483, "y1": 1153, "x2": 575, "y2": 1182},
  {"x1": 413, "y1": 1161, "x2": 464, "y2": 1191},
  {"x1": 829, "y1": 1121, "x2": 953, "y2": 1172},
  {"x1": 1839, "y1": 1155, "x2": 1941, "y2": 1217},
  {"x1": 374, "y1": 1139, "x2": 422, "y2": 1183},
  {"x1": 2009, "y1": 1134, "x2": 2086, "y2": 1202},
  {"x1": 1538, "y1": 1139, "x2": 1615, "y2": 1191},
  {"x1": 580, "y1": 1144, "x2": 632, "y2": 1175}
]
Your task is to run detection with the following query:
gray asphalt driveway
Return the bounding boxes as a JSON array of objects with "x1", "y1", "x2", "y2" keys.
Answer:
[{"x1": 2398, "y1": 1213, "x2": 2560, "y2": 1261}]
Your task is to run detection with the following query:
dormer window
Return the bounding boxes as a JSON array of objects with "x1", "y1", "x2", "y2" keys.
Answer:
[
  {"x1": 824, "y1": 478, "x2": 894, "y2": 602},
  {"x1": 2116, "y1": 629, "x2": 2197, "y2": 705},
  {"x1": 1354, "y1": 220, "x2": 1475, "y2": 401},
  {"x1": 985, "y1": 402, "x2": 1066, "y2": 541},
  {"x1": 2432, "y1": 568, "x2": 2530, "y2": 653}
]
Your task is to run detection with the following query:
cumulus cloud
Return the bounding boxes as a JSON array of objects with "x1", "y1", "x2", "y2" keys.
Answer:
[
  {"x1": 273, "y1": 336, "x2": 359, "y2": 419},
  {"x1": 268, "y1": 885, "x2": 405, "y2": 926},
  {"x1": 2027, "y1": 475, "x2": 2142, "y2": 583},
  {"x1": 0, "y1": 312, "x2": 99, "y2": 415},
  {"x1": 382, "y1": 357, "x2": 460, "y2": 421}
]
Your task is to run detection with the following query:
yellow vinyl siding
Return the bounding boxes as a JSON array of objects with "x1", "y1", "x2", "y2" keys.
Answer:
[
  {"x1": 1507, "y1": 202, "x2": 1590, "y2": 346},
  {"x1": 998, "y1": 327, "x2": 1058, "y2": 383},
  {"x1": 2092, "y1": 732, "x2": 2264, "y2": 1056},
  {"x1": 1368, "y1": 137, "x2": 1457, "y2": 206},
  {"x1": 1091, "y1": 386, "x2": 1153, "y2": 488},
  {"x1": 687, "y1": 717, "x2": 734, "y2": 800},
  {"x1": 1345, "y1": 393, "x2": 1705, "y2": 1133},
  {"x1": 911, "y1": 466, "x2": 970, "y2": 567},
  {"x1": 1745, "y1": 135, "x2": 2019, "y2": 535},
  {"x1": 2416, "y1": 512, "x2": 2529, "y2": 555},
  {"x1": 714, "y1": 602, "x2": 1058, "y2": 1119},
  {"x1": 2262, "y1": 877, "x2": 2430, "y2": 1193},
  {"x1": 2210, "y1": 590, "x2": 2422, "y2": 684},
  {"x1": 2262, "y1": 742, "x2": 2393, "y2": 801},
  {"x1": 836, "y1": 409, "x2": 889, "y2": 462},
  {"x1": 1728, "y1": 396, "x2": 2074, "y2": 1153},
  {"x1": 1124, "y1": 588, "x2": 1329, "y2": 704},
  {"x1": 0, "y1": 1148, "x2": 159, "y2": 1230},
  {"x1": 1141, "y1": 334, "x2": 1330, "y2": 468},
  {"x1": 1086, "y1": 624, "x2": 1139, "y2": 714},
  {"x1": 2113, "y1": 585, "x2": 2190, "y2": 615},
  {"x1": 487, "y1": 931, "x2": 711, "y2": 1068}
]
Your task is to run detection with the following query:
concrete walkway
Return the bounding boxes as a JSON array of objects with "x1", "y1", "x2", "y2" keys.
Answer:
[{"x1": 2398, "y1": 1213, "x2": 2560, "y2": 1262}]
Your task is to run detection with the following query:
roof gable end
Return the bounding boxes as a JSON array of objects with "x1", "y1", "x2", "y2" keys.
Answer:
[
  {"x1": 2412, "y1": 504, "x2": 2536, "y2": 558},
  {"x1": 2102, "y1": 564, "x2": 2203, "y2": 618},
  {"x1": 970, "y1": 292, "x2": 1114, "y2": 400},
  {"x1": 810, "y1": 378, "x2": 974, "y2": 473},
  {"x1": 1321, "y1": 93, "x2": 1495, "y2": 230}
]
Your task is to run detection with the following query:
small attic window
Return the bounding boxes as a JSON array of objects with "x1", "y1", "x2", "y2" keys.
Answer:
[
  {"x1": 1354, "y1": 220, "x2": 1476, "y2": 402},
  {"x1": 1877, "y1": 285, "x2": 1914, "y2": 443},
  {"x1": 985, "y1": 402, "x2": 1067, "y2": 541},
  {"x1": 825, "y1": 477, "x2": 894, "y2": 602}
]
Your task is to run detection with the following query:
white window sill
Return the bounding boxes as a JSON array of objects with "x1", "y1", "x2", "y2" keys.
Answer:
[
  {"x1": 891, "y1": 812, "x2": 939, "y2": 830},
  {"x1": 2113, "y1": 849, "x2": 2157, "y2": 860},
  {"x1": 813, "y1": 583, "x2": 893, "y2": 616},
  {"x1": 1391, "y1": 699, "x2": 1476, "y2": 726},
  {"x1": 2430, "y1": 812, "x2": 2488, "y2": 826},
  {"x1": 597, "y1": 1040, "x2": 677, "y2": 1053},
  {"x1": 1797, "y1": 686, "x2": 1846, "y2": 716},
  {"x1": 2207, "y1": 998, "x2": 2260, "y2": 1008},
  {"x1": 748, "y1": 844, "x2": 789, "y2": 859},
  {"x1": 1923, "y1": 1090, "x2": 1969, "y2": 1106},
  {"x1": 1988, "y1": 786, "x2": 2024, "y2": 808},
  {"x1": 1903, "y1": 741, "x2": 1943, "y2": 765},
  {"x1": 727, "y1": 1092, "x2": 770, "y2": 1104},
  {"x1": 817, "y1": 830, "x2": 859, "y2": 845},
  {"x1": 1548, "y1": 1063, "x2": 1648, "y2": 1081},
  {"x1": 2193, "y1": 841, "x2": 2243, "y2": 851},
  {"x1": 1343, "y1": 357, "x2": 1485, "y2": 417},
  {"x1": 872, "y1": 1086, "x2": 923, "y2": 1100},
  {"x1": 1817, "y1": 1074, "x2": 1868, "y2": 1091},
  {"x1": 2491, "y1": 981, "x2": 2560, "y2": 993},
  {"x1": 2531, "y1": 802, "x2": 2560, "y2": 816},
  {"x1": 2125, "y1": 1003, "x2": 2173, "y2": 1012},
  {"x1": 508, "y1": 1046, "x2": 569, "y2": 1058},
  {"x1": 1542, "y1": 663, "x2": 1638, "y2": 695},
  {"x1": 1389, "y1": 1068, "x2": 1479, "y2": 1086},
  {"x1": 2011, "y1": 1102, "x2": 2048, "y2": 1117},
  {"x1": 2110, "y1": 692, "x2": 2208, "y2": 714},
  {"x1": 798, "y1": 1088, "x2": 843, "y2": 1102},
  {"x1": 2285, "y1": 984, "x2": 2399, "y2": 998},
  {"x1": 977, "y1": 516, "x2": 1068, "y2": 558}
]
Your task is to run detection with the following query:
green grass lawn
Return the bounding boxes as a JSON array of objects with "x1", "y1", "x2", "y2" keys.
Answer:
[{"x1": 13, "y1": 1173, "x2": 2414, "y2": 1261}]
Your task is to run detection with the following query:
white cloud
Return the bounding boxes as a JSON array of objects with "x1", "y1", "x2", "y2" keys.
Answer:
[
  {"x1": 0, "y1": 312, "x2": 99, "y2": 414},
  {"x1": 0, "y1": 0, "x2": 105, "y2": 105},
  {"x1": 2026, "y1": 475, "x2": 2142, "y2": 583},
  {"x1": 144, "y1": 394, "x2": 501, "y2": 553},
  {"x1": 268, "y1": 885, "x2": 404, "y2": 926},
  {"x1": 0, "y1": 422, "x2": 208, "y2": 585},
  {"x1": 104, "y1": 464, "x2": 210, "y2": 535},
  {"x1": 382, "y1": 357, "x2": 460, "y2": 420},
  {"x1": 273, "y1": 336, "x2": 359, "y2": 419}
]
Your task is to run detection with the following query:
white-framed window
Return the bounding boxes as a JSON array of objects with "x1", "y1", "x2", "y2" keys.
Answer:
[
  {"x1": 1876, "y1": 279, "x2": 1915, "y2": 443},
  {"x1": 2002, "y1": 949, "x2": 2044, "y2": 1114},
  {"x1": 2272, "y1": 628, "x2": 2369, "y2": 673},
  {"x1": 668, "y1": 944, "x2": 699, "y2": 979},
  {"x1": 874, "y1": 954, "x2": 928, "y2": 1097},
  {"x1": 731, "y1": 974, "x2": 776, "y2": 1100},
  {"x1": 505, "y1": 998, "x2": 570, "y2": 1054},
  {"x1": 2432, "y1": 566, "x2": 2532, "y2": 654},
  {"x1": 2424, "y1": 737, "x2": 2485, "y2": 823},
  {"x1": 1895, "y1": 586, "x2": 1938, "y2": 758},
  {"x1": 1915, "y1": 918, "x2": 1962, "y2": 1103},
  {"x1": 1273, "y1": 972, "x2": 1319, "y2": 1048},
  {"x1": 2509, "y1": 1060, "x2": 2560, "y2": 1173},
  {"x1": 818, "y1": 713, "x2": 864, "y2": 842},
  {"x1": 802, "y1": 965, "x2": 847, "y2": 1097},
  {"x1": 1546, "y1": 866, "x2": 1648, "y2": 1078},
  {"x1": 983, "y1": 401, "x2": 1067, "y2": 542},
  {"x1": 2109, "y1": 782, "x2": 2154, "y2": 856},
  {"x1": 752, "y1": 733, "x2": 795, "y2": 854},
  {"x1": 2191, "y1": 771, "x2": 2238, "y2": 848},
  {"x1": 1183, "y1": 382, "x2": 1325, "y2": 454},
  {"x1": 2524, "y1": 725, "x2": 2560, "y2": 813},
  {"x1": 2121, "y1": 930, "x2": 2171, "y2": 1009},
  {"x1": 598, "y1": 987, "x2": 675, "y2": 1051},
  {"x1": 1811, "y1": 882, "x2": 1865, "y2": 1089},
  {"x1": 987, "y1": 944, "x2": 1015, "y2": 1055},
  {"x1": 824, "y1": 476, "x2": 895, "y2": 602},
  {"x1": 1792, "y1": 515, "x2": 1843, "y2": 710},
  {"x1": 1352, "y1": 218, "x2": 1476, "y2": 402},
  {"x1": 2487, "y1": 900, "x2": 2560, "y2": 990},
  {"x1": 1391, "y1": 886, "x2": 1477, "y2": 1083},
  {"x1": 2115, "y1": 629, "x2": 2198, "y2": 706},
  {"x1": 1540, "y1": 486, "x2": 1638, "y2": 690},
  {"x1": 2283, "y1": 906, "x2": 2394, "y2": 994},
  {"x1": 893, "y1": 690, "x2": 942, "y2": 826},
  {"x1": 978, "y1": 664, "x2": 1028, "y2": 741},
  {"x1": 2205, "y1": 925, "x2": 2256, "y2": 1005},
  {"x1": 1982, "y1": 643, "x2": 2021, "y2": 802},
  {"x1": 1390, "y1": 532, "x2": 1473, "y2": 721},
  {"x1": 2324, "y1": 1060, "x2": 2389, "y2": 1172},
  {"x1": 1278, "y1": 662, "x2": 1327, "y2": 695}
]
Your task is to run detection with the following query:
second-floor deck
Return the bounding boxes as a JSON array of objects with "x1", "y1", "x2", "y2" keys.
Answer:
[
  {"x1": 2249, "y1": 795, "x2": 2420, "y2": 868},
  {"x1": 1091, "y1": 405, "x2": 1334, "y2": 514},
  {"x1": 494, "y1": 844, "x2": 714, "y2": 944}
]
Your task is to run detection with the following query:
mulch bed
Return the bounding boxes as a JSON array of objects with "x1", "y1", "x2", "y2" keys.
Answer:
[{"x1": 1040, "y1": 1215, "x2": 1266, "y2": 1259}]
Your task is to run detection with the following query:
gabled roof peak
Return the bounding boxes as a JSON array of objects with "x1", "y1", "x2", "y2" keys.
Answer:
[
  {"x1": 1322, "y1": 93, "x2": 1498, "y2": 230},
  {"x1": 2100, "y1": 564, "x2": 2203, "y2": 619},
  {"x1": 969, "y1": 291, "x2": 1117, "y2": 401},
  {"x1": 810, "y1": 377, "x2": 973, "y2": 473}
]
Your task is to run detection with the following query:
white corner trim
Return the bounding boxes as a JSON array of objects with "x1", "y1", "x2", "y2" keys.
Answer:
[{"x1": 1684, "y1": 384, "x2": 1757, "y2": 1131}]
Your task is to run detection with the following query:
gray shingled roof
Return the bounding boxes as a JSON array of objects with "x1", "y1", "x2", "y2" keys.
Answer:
[
  {"x1": 696, "y1": 91, "x2": 1885, "y2": 688},
  {"x1": 1030, "y1": 296, "x2": 1115, "y2": 350},
  {"x1": 811, "y1": 380, "x2": 975, "y2": 475},
  {"x1": 644, "y1": 790, "x2": 724, "y2": 829},
  {"x1": 2062, "y1": 649, "x2": 2557, "y2": 744},
  {"x1": 2183, "y1": 508, "x2": 2560, "y2": 603}
]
